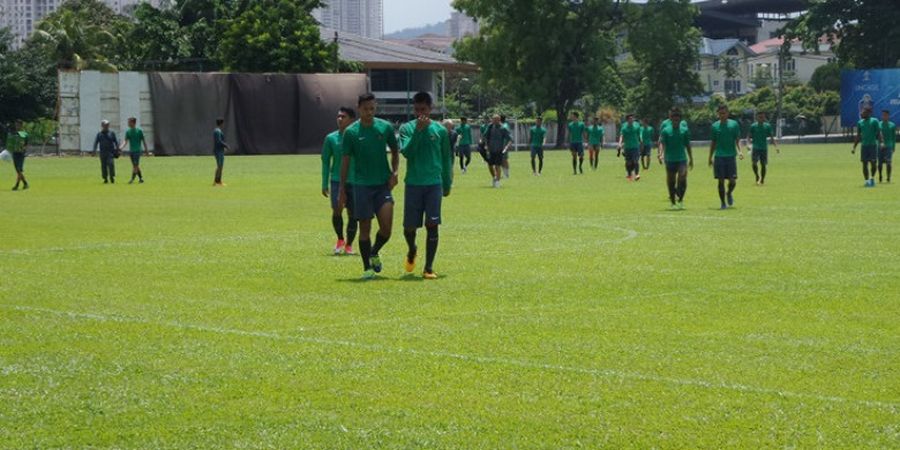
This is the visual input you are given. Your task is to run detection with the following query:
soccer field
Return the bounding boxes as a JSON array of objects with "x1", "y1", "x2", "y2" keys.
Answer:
[{"x1": 1, "y1": 144, "x2": 898, "y2": 448}]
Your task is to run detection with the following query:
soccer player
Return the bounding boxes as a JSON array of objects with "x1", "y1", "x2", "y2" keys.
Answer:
[
  {"x1": 500, "y1": 115, "x2": 511, "y2": 178},
  {"x1": 444, "y1": 119, "x2": 458, "y2": 168},
  {"x1": 529, "y1": 117, "x2": 547, "y2": 175},
  {"x1": 484, "y1": 114, "x2": 512, "y2": 187},
  {"x1": 640, "y1": 118, "x2": 655, "y2": 171},
  {"x1": 93, "y1": 119, "x2": 119, "y2": 184},
  {"x1": 617, "y1": 114, "x2": 643, "y2": 181},
  {"x1": 747, "y1": 112, "x2": 779, "y2": 185},
  {"x1": 212, "y1": 118, "x2": 229, "y2": 186},
  {"x1": 398, "y1": 92, "x2": 453, "y2": 279},
  {"x1": 852, "y1": 106, "x2": 883, "y2": 187},
  {"x1": 709, "y1": 104, "x2": 744, "y2": 209},
  {"x1": 7, "y1": 120, "x2": 29, "y2": 190},
  {"x1": 658, "y1": 108, "x2": 692, "y2": 209},
  {"x1": 120, "y1": 117, "x2": 149, "y2": 184},
  {"x1": 587, "y1": 117, "x2": 604, "y2": 171},
  {"x1": 457, "y1": 117, "x2": 473, "y2": 173},
  {"x1": 339, "y1": 93, "x2": 400, "y2": 279},
  {"x1": 321, "y1": 107, "x2": 358, "y2": 256},
  {"x1": 879, "y1": 110, "x2": 896, "y2": 183},
  {"x1": 568, "y1": 112, "x2": 587, "y2": 175}
]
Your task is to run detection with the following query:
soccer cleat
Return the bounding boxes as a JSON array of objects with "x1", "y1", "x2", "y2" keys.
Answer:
[
  {"x1": 492, "y1": 179, "x2": 500, "y2": 188},
  {"x1": 11, "y1": 185, "x2": 18, "y2": 191},
  {"x1": 720, "y1": 203, "x2": 728, "y2": 210},
  {"x1": 370, "y1": 255, "x2": 383, "y2": 273},
  {"x1": 677, "y1": 201, "x2": 685, "y2": 210},
  {"x1": 334, "y1": 239, "x2": 345, "y2": 255},
  {"x1": 670, "y1": 203, "x2": 679, "y2": 211},
  {"x1": 423, "y1": 271, "x2": 438, "y2": 280},
  {"x1": 362, "y1": 269, "x2": 376, "y2": 280},
  {"x1": 727, "y1": 193, "x2": 734, "y2": 207},
  {"x1": 344, "y1": 244, "x2": 354, "y2": 255},
  {"x1": 635, "y1": 174, "x2": 641, "y2": 181},
  {"x1": 404, "y1": 254, "x2": 416, "y2": 273},
  {"x1": 462, "y1": 167, "x2": 467, "y2": 174},
  {"x1": 139, "y1": 179, "x2": 144, "y2": 184},
  {"x1": 22, "y1": 183, "x2": 28, "y2": 190}
]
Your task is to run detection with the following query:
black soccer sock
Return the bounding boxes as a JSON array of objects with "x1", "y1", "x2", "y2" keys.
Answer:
[
  {"x1": 863, "y1": 163, "x2": 870, "y2": 180},
  {"x1": 371, "y1": 232, "x2": 390, "y2": 256},
  {"x1": 425, "y1": 226, "x2": 439, "y2": 273},
  {"x1": 539, "y1": 156, "x2": 544, "y2": 173},
  {"x1": 465, "y1": 153, "x2": 471, "y2": 168},
  {"x1": 634, "y1": 162, "x2": 640, "y2": 175},
  {"x1": 667, "y1": 177, "x2": 676, "y2": 204},
  {"x1": 760, "y1": 165, "x2": 767, "y2": 183},
  {"x1": 460, "y1": 156, "x2": 465, "y2": 171},
  {"x1": 531, "y1": 157, "x2": 536, "y2": 173},
  {"x1": 752, "y1": 163, "x2": 759, "y2": 181},
  {"x1": 404, "y1": 229, "x2": 417, "y2": 260},
  {"x1": 359, "y1": 239, "x2": 372, "y2": 270},
  {"x1": 678, "y1": 178, "x2": 687, "y2": 201},
  {"x1": 579, "y1": 157, "x2": 584, "y2": 172},
  {"x1": 878, "y1": 163, "x2": 884, "y2": 181},
  {"x1": 728, "y1": 180, "x2": 736, "y2": 195},
  {"x1": 718, "y1": 180, "x2": 726, "y2": 204},
  {"x1": 572, "y1": 157, "x2": 577, "y2": 173},
  {"x1": 346, "y1": 219, "x2": 358, "y2": 246},
  {"x1": 138, "y1": 170, "x2": 143, "y2": 180},
  {"x1": 332, "y1": 215, "x2": 344, "y2": 240},
  {"x1": 888, "y1": 163, "x2": 893, "y2": 181},
  {"x1": 131, "y1": 172, "x2": 136, "y2": 181}
]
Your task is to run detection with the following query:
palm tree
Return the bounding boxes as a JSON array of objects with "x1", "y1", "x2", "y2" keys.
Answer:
[{"x1": 31, "y1": 9, "x2": 120, "y2": 71}]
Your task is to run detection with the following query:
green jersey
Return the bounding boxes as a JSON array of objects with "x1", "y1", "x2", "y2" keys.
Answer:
[
  {"x1": 568, "y1": 121, "x2": 586, "y2": 144},
  {"x1": 530, "y1": 126, "x2": 547, "y2": 147},
  {"x1": 620, "y1": 122, "x2": 642, "y2": 149},
  {"x1": 711, "y1": 119, "x2": 741, "y2": 157},
  {"x1": 125, "y1": 127, "x2": 145, "y2": 153},
  {"x1": 749, "y1": 122, "x2": 773, "y2": 150},
  {"x1": 399, "y1": 119, "x2": 453, "y2": 191},
  {"x1": 321, "y1": 130, "x2": 356, "y2": 188},
  {"x1": 457, "y1": 123, "x2": 473, "y2": 146},
  {"x1": 588, "y1": 125, "x2": 604, "y2": 145},
  {"x1": 661, "y1": 125, "x2": 691, "y2": 163},
  {"x1": 6, "y1": 131, "x2": 28, "y2": 153},
  {"x1": 342, "y1": 118, "x2": 399, "y2": 186},
  {"x1": 661, "y1": 118, "x2": 689, "y2": 132},
  {"x1": 858, "y1": 117, "x2": 881, "y2": 147},
  {"x1": 881, "y1": 120, "x2": 896, "y2": 149},
  {"x1": 640, "y1": 125, "x2": 654, "y2": 146}
]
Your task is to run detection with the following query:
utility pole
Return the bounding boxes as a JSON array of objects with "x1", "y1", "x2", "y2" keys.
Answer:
[{"x1": 776, "y1": 49, "x2": 785, "y2": 139}]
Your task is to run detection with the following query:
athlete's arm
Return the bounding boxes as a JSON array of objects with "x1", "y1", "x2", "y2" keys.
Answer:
[
  {"x1": 441, "y1": 131, "x2": 452, "y2": 196},
  {"x1": 852, "y1": 126, "x2": 861, "y2": 153},
  {"x1": 321, "y1": 139, "x2": 332, "y2": 197},
  {"x1": 708, "y1": 139, "x2": 716, "y2": 167},
  {"x1": 736, "y1": 136, "x2": 744, "y2": 160}
]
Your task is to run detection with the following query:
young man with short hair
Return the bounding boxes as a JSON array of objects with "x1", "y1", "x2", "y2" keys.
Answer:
[
  {"x1": 484, "y1": 114, "x2": 511, "y2": 187},
  {"x1": 640, "y1": 118, "x2": 655, "y2": 171},
  {"x1": 568, "y1": 112, "x2": 587, "y2": 175},
  {"x1": 457, "y1": 117, "x2": 473, "y2": 173},
  {"x1": 879, "y1": 110, "x2": 896, "y2": 183},
  {"x1": 322, "y1": 107, "x2": 358, "y2": 256},
  {"x1": 658, "y1": 108, "x2": 693, "y2": 209},
  {"x1": 399, "y1": 92, "x2": 453, "y2": 279},
  {"x1": 7, "y1": 120, "x2": 29, "y2": 190},
  {"x1": 709, "y1": 105, "x2": 744, "y2": 209},
  {"x1": 93, "y1": 119, "x2": 119, "y2": 184},
  {"x1": 212, "y1": 118, "x2": 229, "y2": 186},
  {"x1": 747, "y1": 111, "x2": 779, "y2": 185},
  {"x1": 529, "y1": 117, "x2": 547, "y2": 176},
  {"x1": 120, "y1": 117, "x2": 149, "y2": 184},
  {"x1": 587, "y1": 117, "x2": 604, "y2": 171},
  {"x1": 617, "y1": 114, "x2": 643, "y2": 181},
  {"x1": 852, "y1": 106, "x2": 883, "y2": 187},
  {"x1": 339, "y1": 93, "x2": 400, "y2": 279}
]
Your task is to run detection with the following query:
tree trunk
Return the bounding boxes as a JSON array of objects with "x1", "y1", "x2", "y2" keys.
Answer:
[{"x1": 556, "y1": 100, "x2": 568, "y2": 149}]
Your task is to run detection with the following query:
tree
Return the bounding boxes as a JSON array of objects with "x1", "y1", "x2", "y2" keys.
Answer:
[
  {"x1": 0, "y1": 28, "x2": 56, "y2": 127},
  {"x1": 218, "y1": 0, "x2": 337, "y2": 73},
  {"x1": 625, "y1": 0, "x2": 703, "y2": 122},
  {"x1": 453, "y1": 0, "x2": 625, "y2": 142},
  {"x1": 124, "y1": 2, "x2": 192, "y2": 70},
  {"x1": 29, "y1": 0, "x2": 131, "y2": 71},
  {"x1": 809, "y1": 62, "x2": 842, "y2": 93},
  {"x1": 780, "y1": 0, "x2": 900, "y2": 69}
]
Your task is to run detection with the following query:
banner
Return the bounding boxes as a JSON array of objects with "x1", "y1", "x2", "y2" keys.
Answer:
[{"x1": 841, "y1": 69, "x2": 900, "y2": 128}]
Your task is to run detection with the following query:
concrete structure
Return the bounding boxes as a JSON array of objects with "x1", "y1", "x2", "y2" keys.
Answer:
[
  {"x1": 748, "y1": 37, "x2": 836, "y2": 85},
  {"x1": 697, "y1": 38, "x2": 756, "y2": 97},
  {"x1": 448, "y1": 11, "x2": 478, "y2": 40},
  {"x1": 695, "y1": 0, "x2": 805, "y2": 45},
  {"x1": 0, "y1": 0, "x2": 160, "y2": 48},
  {"x1": 314, "y1": 0, "x2": 383, "y2": 40}
]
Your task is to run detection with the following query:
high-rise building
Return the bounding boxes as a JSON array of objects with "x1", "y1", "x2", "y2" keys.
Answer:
[
  {"x1": 313, "y1": 0, "x2": 383, "y2": 40},
  {"x1": 0, "y1": 0, "x2": 159, "y2": 48},
  {"x1": 449, "y1": 11, "x2": 478, "y2": 39}
]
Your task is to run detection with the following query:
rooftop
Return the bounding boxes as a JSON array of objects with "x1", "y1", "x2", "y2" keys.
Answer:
[
  {"x1": 321, "y1": 28, "x2": 476, "y2": 72},
  {"x1": 699, "y1": 38, "x2": 756, "y2": 57}
]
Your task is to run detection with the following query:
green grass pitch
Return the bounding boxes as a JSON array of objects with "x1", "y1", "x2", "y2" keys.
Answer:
[{"x1": 1, "y1": 144, "x2": 898, "y2": 448}]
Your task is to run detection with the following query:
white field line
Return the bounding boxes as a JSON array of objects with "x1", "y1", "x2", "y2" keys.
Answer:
[
  {"x1": 4, "y1": 304, "x2": 898, "y2": 413},
  {"x1": 0, "y1": 232, "x2": 299, "y2": 256}
]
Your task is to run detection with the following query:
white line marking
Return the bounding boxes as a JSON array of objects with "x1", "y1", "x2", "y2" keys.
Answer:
[{"x1": 4, "y1": 304, "x2": 897, "y2": 412}]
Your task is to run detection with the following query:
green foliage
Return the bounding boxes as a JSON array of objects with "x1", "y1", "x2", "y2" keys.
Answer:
[
  {"x1": 809, "y1": 62, "x2": 842, "y2": 93},
  {"x1": 0, "y1": 28, "x2": 56, "y2": 126},
  {"x1": 781, "y1": 0, "x2": 900, "y2": 69},
  {"x1": 29, "y1": 0, "x2": 131, "y2": 71},
  {"x1": 125, "y1": 3, "x2": 192, "y2": 70}
]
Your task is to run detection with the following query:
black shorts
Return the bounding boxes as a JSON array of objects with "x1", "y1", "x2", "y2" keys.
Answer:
[
  {"x1": 861, "y1": 145, "x2": 878, "y2": 163},
  {"x1": 624, "y1": 148, "x2": 640, "y2": 162},
  {"x1": 752, "y1": 149, "x2": 768, "y2": 165},
  {"x1": 458, "y1": 144, "x2": 471, "y2": 157},
  {"x1": 666, "y1": 161, "x2": 687, "y2": 173},
  {"x1": 353, "y1": 183, "x2": 394, "y2": 220},
  {"x1": 12, "y1": 152, "x2": 25, "y2": 172},
  {"x1": 330, "y1": 181, "x2": 355, "y2": 212},
  {"x1": 488, "y1": 151, "x2": 504, "y2": 166},
  {"x1": 570, "y1": 142, "x2": 584, "y2": 156},
  {"x1": 879, "y1": 146, "x2": 894, "y2": 164},
  {"x1": 531, "y1": 146, "x2": 544, "y2": 158},
  {"x1": 641, "y1": 145, "x2": 653, "y2": 157},
  {"x1": 130, "y1": 153, "x2": 141, "y2": 165},
  {"x1": 714, "y1": 156, "x2": 738, "y2": 179},
  {"x1": 403, "y1": 184, "x2": 443, "y2": 228}
]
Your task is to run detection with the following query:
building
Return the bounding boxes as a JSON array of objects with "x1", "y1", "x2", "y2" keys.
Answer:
[
  {"x1": 322, "y1": 27, "x2": 476, "y2": 121},
  {"x1": 0, "y1": 0, "x2": 160, "y2": 48},
  {"x1": 448, "y1": 11, "x2": 478, "y2": 40},
  {"x1": 695, "y1": 0, "x2": 805, "y2": 45},
  {"x1": 313, "y1": 0, "x2": 383, "y2": 40},
  {"x1": 748, "y1": 37, "x2": 836, "y2": 86},
  {"x1": 387, "y1": 34, "x2": 455, "y2": 55},
  {"x1": 696, "y1": 38, "x2": 756, "y2": 97}
]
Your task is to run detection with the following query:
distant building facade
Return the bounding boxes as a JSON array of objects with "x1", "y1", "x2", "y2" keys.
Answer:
[
  {"x1": 314, "y1": 0, "x2": 383, "y2": 40},
  {"x1": 448, "y1": 11, "x2": 478, "y2": 39}
]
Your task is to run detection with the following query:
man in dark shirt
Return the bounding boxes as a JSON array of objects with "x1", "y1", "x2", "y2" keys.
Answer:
[{"x1": 93, "y1": 120, "x2": 119, "y2": 184}]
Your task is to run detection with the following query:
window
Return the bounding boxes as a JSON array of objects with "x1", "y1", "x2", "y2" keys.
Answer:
[
  {"x1": 714, "y1": 80, "x2": 720, "y2": 87},
  {"x1": 725, "y1": 79, "x2": 742, "y2": 93},
  {"x1": 713, "y1": 58, "x2": 719, "y2": 70},
  {"x1": 785, "y1": 58, "x2": 796, "y2": 72}
]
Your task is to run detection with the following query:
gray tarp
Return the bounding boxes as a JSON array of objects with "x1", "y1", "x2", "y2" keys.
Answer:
[{"x1": 148, "y1": 72, "x2": 367, "y2": 155}]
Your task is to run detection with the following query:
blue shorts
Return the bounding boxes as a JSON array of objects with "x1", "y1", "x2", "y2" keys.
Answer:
[
  {"x1": 624, "y1": 148, "x2": 640, "y2": 162},
  {"x1": 403, "y1": 184, "x2": 443, "y2": 228},
  {"x1": 752, "y1": 149, "x2": 768, "y2": 165},
  {"x1": 861, "y1": 145, "x2": 877, "y2": 162},
  {"x1": 570, "y1": 142, "x2": 584, "y2": 156},
  {"x1": 714, "y1": 156, "x2": 738, "y2": 179},
  {"x1": 130, "y1": 153, "x2": 141, "y2": 165},
  {"x1": 330, "y1": 181, "x2": 355, "y2": 212},
  {"x1": 531, "y1": 145, "x2": 544, "y2": 158},
  {"x1": 12, "y1": 152, "x2": 25, "y2": 172},
  {"x1": 353, "y1": 183, "x2": 394, "y2": 220},
  {"x1": 458, "y1": 144, "x2": 471, "y2": 157},
  {"x1": 879, "y1": 146, "x2": 894, "y2": 164},
  {"x1": 665, "y1": 161, "x2": 688, "y2": 173},
  {"x1": 214, "y1": 150, "x2": 225, "y2": 168},
  {"x1": 641, "y1": 145, "x2": 653, "y2": 157}
]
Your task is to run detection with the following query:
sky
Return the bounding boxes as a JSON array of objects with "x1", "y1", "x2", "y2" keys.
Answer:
[{"x1": 383, "y1": 0, "x2": 455, "y2": 34}]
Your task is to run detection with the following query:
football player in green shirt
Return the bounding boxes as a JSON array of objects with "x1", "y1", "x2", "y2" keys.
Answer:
[
  {"x1": 119, "y1": 117, "x2": 149, "y2": 184},
  {"x1": 709, "y1": 104, "x2": 745, "y2": 209},
  {"x1": 617, "y1": 114, "x2": 643, "y2": 181},
  {"x1": 747, "y1": 112, "x2": 779, "y2": 186},
  {"x1": 587, "y1": 117, "x2": 604, "y2": 171},
  {"x1": 852, "y1": 106, "x2": 883, "y2": 187},
  {"x1": 658, "y1": 108, "x2": 693, "y2": 209},
  {"x1": 339, "y1": 93, "x2": 400, "y2": 279},
  {"x1": 639, "y1": 118, "x2": 655, "y2": 171},
  {"x1": 529, "y1": 117, "x2": 547, "y2": 175},
  {"x1": 457, "y1": 117, "x2": 473, "y2": 173},
  {"x1": 568, "y1": 112, "x2": 587, "y2": 175},
  {"x1": 879, "y1": 109, "x2": 896, "y2": 183},
  {"x1": 398, "y1": 92, "x2": 453, "y2": 279},
  {"x1": 7, "y1": 120, "x2": 29, "y2": 190},
  {"x1": 322, "y1": 107, "x2": 358, "y2": 256}
]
